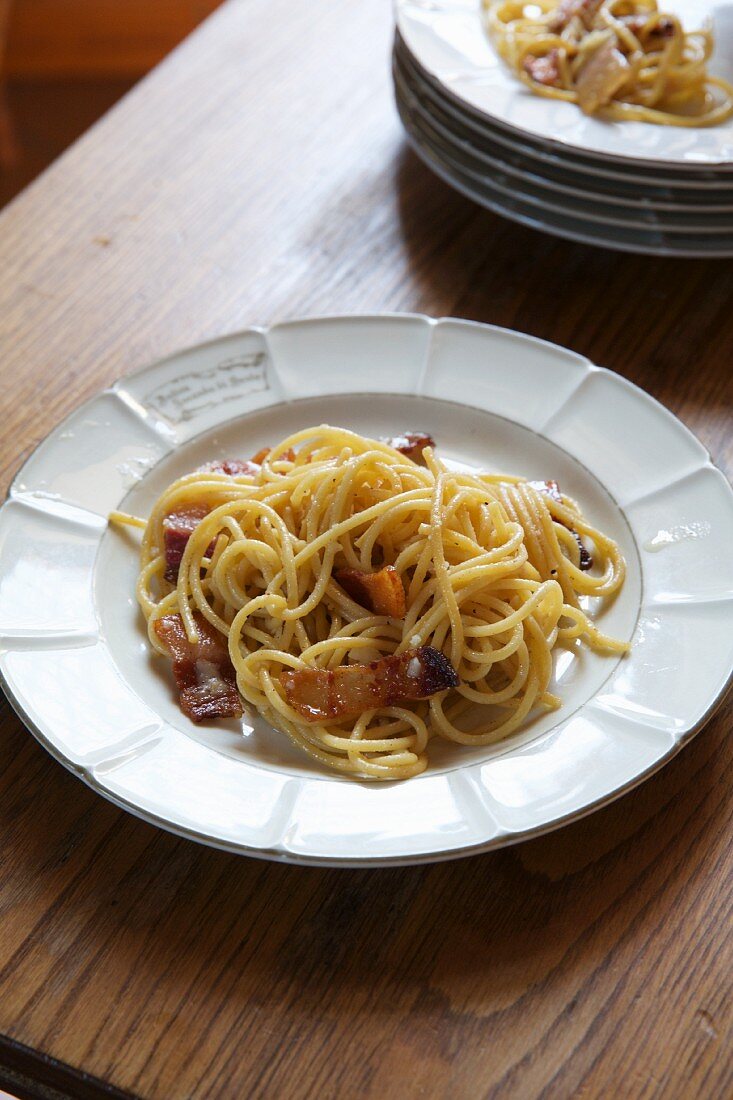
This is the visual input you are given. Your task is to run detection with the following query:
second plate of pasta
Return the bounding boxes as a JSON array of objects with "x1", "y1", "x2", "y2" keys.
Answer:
[{"x1": 395, "y1": 0, "x2": 733, "y2": 166}]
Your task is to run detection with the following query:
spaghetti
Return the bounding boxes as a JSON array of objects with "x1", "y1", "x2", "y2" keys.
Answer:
[
  {"x1": 484, "y1": 0, "x2": 733, "y2": 126},
  {"x1": 111, "y1": 425, "x2": 628, "y2": 780}
]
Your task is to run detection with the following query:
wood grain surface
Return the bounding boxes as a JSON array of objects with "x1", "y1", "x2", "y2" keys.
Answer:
[{"x1": 0, "y1": 1, "x2": 731, "y2": 1097}]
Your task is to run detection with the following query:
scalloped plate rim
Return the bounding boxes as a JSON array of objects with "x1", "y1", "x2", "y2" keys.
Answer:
[{"x1": 1, "y1": 313, "x2": 732, "y2": 866}]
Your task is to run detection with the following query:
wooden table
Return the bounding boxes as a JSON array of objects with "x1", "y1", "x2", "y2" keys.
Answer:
[{"x1": 0, "y1": 1, "x2": 731, "y2": 1096}]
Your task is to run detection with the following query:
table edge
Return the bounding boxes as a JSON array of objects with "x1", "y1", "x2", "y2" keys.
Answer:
[{"x1": 0, "y1": 1033, "x2": 137, "y2": 1100}]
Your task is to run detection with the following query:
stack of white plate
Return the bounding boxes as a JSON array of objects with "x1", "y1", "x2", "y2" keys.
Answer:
[{"x1": 393, "y1": 0, "x2": 733, "y2": 256}]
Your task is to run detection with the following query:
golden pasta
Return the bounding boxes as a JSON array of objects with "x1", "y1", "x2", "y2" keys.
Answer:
[
  {"x1": 111, "y1": 425, "x2": 629, "y2": 781},
  {"x1": 484, "y1": 0, "x2": 733, "y2": 126}
]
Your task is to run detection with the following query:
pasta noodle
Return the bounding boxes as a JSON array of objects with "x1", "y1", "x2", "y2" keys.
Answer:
[
  {"x1": 484, "y1": 0, "x2": 733, "y2": 126},
  {"x1": 112, "y1": 425, "x2": 629, "y2": 781}
]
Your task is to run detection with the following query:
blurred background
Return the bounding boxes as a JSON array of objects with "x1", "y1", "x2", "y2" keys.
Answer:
[{"x1": 0, "y1": 0, "x2": 223, "y2": 208}]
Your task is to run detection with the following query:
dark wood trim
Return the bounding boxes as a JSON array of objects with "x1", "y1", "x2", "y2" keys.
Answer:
[{"x1": 0, "y1": 1033, "x2": 137, "y2": 1100}]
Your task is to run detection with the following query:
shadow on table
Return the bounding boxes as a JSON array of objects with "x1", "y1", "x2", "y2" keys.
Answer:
[{"x1": 0, "y1": 688, "x2": 728, "y2": 1053}]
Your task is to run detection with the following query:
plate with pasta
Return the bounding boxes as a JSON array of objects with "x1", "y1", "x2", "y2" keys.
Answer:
[
  {"x1": 1, "y1": 315, "x2": 732, "y2": 864},
  {"x1": 395, "y1": 0, "x2": 733, "y2": 166}
]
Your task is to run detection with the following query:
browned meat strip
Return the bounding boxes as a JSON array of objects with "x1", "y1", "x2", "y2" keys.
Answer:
[
  {"x1": 622, "y1": 14, "x2": 674, "y2": 38},
  {"x1": 335, "y1": 565, "x2": 406, "y2": 618},
  {"x1": 576, "y1": 41, "x2": 630, "y2": 115},
  {"x1": 281, "y1": 646, "x2": 459, "y2": 722},
  {"x1": 249, "y1": 447, "x2": 296, "y2": 464},
  {"x1": 528, "y1": 480, "x2": 593, "y2": 571},
  {"x1": 548, "y1": 0, "x2": 602, "y2": 32},
  {"x1": 573, "y1": 531, "x2": 593, "y2": 571},
  {"x1": 154, "y1": 612, "x2": 242, "y2": 722},
  {"x1": 203, "y1": 459, "x2": 261, "y2": 476},
  {"x1": 163, "y1": 506, "x2": 211, "y2": 582},
  {"x1": 384, "y1": 432, "x2": 435, "y2": 463},
  {"x1": 529, "y1": 478, "x2": 562, "y2": 502},
  {"x1": 203, "y1": 447, "x2": 295, "y2": 475},
  {"x1": 523, "y1": 50, "x2": 562, "y2": 88}
]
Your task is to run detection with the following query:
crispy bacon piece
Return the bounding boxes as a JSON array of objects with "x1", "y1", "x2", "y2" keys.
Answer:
[
  {"x1": 523, "y1": 49, "x2": 561, "y2": 88},
  {"x1": 548, "y1": 0, "x2": 602, "y2": 32},
  {"x1": 248, "y1": 447, "x2": 296, "y2": 464},
  {"x1": 163, "y1": 506, "x2": 210, "y2": 583},
  {"x1": 203, "y1": 448, "x2": 295, "y2": 475},
  {"x1": 154, "y1": 613, "x2": 243, "y2": 722},
  {"x1": 622, "y1": 14, "x2": 674, "y2": 39},
  {"x1": 335, "y1": 565, "x2": 406, "y2": 618},
  {"x1": 529, "y1": 479, "x2": 562, "y2": 503},
  {"x1": 163, "y1": 450, "x2": 276, "y2": 581},
  {"x1": 281, "y1": 646, "x2": 458, "y2": 722},
  {"x1": 384, "y1": 432, "x2": 435, "y2": 463},
  {"x1": 574, "y1": 532, "x2": 593, "y2": 571},
  {"x1": 528, "y1": 480, "x2": 593, "y2": 571},
  {"x1": 203, "y1": 458, "x2": 261, "y2": 477},
  {"x1": 576, "y1": 41, "x2": 630, "y2": 115}
]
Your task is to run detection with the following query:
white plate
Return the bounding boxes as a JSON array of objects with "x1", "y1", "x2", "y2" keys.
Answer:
[
  {"x1": 398, "y1": 92, "x2": 733, "y2": 253},
  {"x1": 395, "y1": 56, "x2": 733, "y2": 226},
  {"x1": 1, "y1": 316, "x2": 732, "y2": 866},
  {"x1": 398, "y1": 74, "x2": 733, "y2": 232},
  {"x1": 395, "y1": 41, "x2": 733, "y2": 209},
  {"x1": 396, "y1": 0, "x2": 733, "y2": 168},
  {"x1": 396, "y1": 35, "x2": 733, "y2": 192}
]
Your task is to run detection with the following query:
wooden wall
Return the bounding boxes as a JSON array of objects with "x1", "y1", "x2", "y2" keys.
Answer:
[{"x1": 4, "y1": 0, "x2": 224, "y2": 78}]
